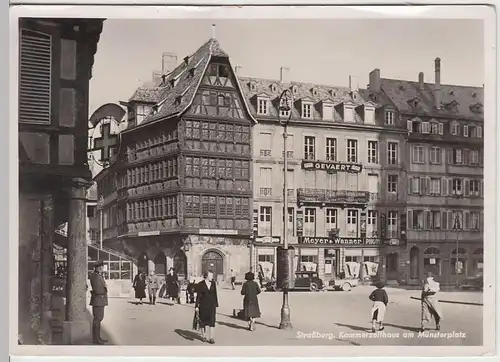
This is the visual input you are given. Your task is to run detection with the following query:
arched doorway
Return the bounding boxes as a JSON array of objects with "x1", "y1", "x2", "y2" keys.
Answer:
[
  {"x1": 423, "y1": 247, "x2": 441, "y2": 278},
  {"x1": 154, "y1": 252, "x2": 167, "y2": 276},
  {"x1": 410, "y1": 246, "x2": 420, "y2": 280},
  {"x1": 202, "y1": 249, "x2": 224, "y2": 279},
  {"x1": 173, "y1": 251, "x2": 187, "y2": 279},
  {"x1": 137, "y1": 252, "x2": 149, "y2": 274}
]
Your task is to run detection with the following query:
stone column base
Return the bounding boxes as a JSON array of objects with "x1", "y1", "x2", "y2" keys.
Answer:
[{"x1": 61, "y1": 319, "x2": 90, "y2": 345}]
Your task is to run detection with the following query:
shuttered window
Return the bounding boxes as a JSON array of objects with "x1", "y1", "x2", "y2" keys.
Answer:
[{"x1": 19, "y1": 29, "x2": 52, "y2": 124}]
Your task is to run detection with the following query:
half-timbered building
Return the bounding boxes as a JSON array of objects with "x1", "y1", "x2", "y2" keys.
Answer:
[{"x1": 94, "y1": 38, "x2": 256, "y2": 283}]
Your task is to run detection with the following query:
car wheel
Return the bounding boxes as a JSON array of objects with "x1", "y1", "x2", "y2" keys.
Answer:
[
  {"x1": 342, "y1": 283, "x2": 351, "y2": 292},
  {"x1": 310, "y1": 283, "x2": 318, "y2": 292}
]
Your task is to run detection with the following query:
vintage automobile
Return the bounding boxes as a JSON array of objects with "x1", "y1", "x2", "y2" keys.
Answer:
[
  {"x1": 327, "y1": 277, "x2": 359, "y2": 291},
  {"x1": 458, "y1": 274, "x2": 483, "y2": 290},
  {"x1": 265, "y1": 271, "x2": 324, "y2": 292}
]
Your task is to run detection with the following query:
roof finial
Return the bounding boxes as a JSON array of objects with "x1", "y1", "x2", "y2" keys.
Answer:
[{"x1": 212, "y1": 24, "x2": 216, "y2": 39}]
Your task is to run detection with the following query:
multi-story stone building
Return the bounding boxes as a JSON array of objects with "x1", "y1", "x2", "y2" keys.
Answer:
[
  {"x1": 94, "y1": 38, "x2": 256, "y2": 283},
  {"x1": 367, "y1": 58, "x2": 484, "y2": 285},
  {"x1": 241, "y1": 77, "x2": 408, "y2": 283}
]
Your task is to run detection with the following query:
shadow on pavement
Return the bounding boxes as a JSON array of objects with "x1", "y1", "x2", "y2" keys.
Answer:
[
  {"x1": 220, "y1": 313, "x2": 280, "y2": 330},
  {"x1": 174, "y1": 329, "x2": 205, "y2": 342},
  {"x1": 216, "y1": 320, "x2": 249, "y2": 331},
  {"x1": 335, "y1": 323, "x2": 370, "y2": 333},
  {"x1": 157, "y1": 301, "x2": 175, "y2": 306}
]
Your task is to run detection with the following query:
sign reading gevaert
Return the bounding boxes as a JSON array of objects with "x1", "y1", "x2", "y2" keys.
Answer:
[
  {"x1": 302, "y1": 161, "x2": 362, "y2": 173},
  {"x1": 298, "y1": 236, "x2": 381, "y2": 245}
]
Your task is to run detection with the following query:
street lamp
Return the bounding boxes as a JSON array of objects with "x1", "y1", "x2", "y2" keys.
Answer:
[{"x1": 278, "y1": 89, "x2": 293, "y2": 330}]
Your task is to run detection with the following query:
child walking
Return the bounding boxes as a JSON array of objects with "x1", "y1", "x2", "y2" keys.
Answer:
[{"x1": 369, "y1": 281, "x2": 389, "y2": 332}]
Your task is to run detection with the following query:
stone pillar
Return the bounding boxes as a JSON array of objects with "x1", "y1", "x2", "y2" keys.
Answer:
[{"x1": 62, "y1": 177, "x2": 93, "y2": 344}]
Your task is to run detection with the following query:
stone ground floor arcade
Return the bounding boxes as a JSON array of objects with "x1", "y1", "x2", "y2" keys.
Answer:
[{"x1": 104, "y1": 233, "x2": 252, "y2": 285}]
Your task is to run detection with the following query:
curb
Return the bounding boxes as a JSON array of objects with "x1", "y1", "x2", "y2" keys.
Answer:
[{"x1": 410, "y1": 296, "x2": 483, "y2": 306}]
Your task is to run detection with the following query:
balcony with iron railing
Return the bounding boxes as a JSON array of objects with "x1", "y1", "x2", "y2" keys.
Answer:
[{"x1": 297, "y1": 188, "x2": 370, "y2": 206}]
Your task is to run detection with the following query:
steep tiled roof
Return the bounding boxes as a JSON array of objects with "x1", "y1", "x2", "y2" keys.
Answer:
[
  {"x1": 128, "y1": 87, "x2": 164, "y2": 103},
  {"x1": 380, "y1": 78, "x2": 483, "y2": 121},
  {"x1": 139, "y1": 38, "x2": 225, "y2": 125},
  {"x1": 238, "y1": 77, "x2": 370, "y2": 122}
]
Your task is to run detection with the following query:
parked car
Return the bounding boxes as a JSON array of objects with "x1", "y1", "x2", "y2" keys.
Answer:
[
  {"x1": 327, "y1": 277, "x2": 359, "y2": 292},
  {"x1": 265, "y1": 271, "x2": 324, "y2": 292},
  {"x1": 458, "y1": 274, "x2": 483, "y2": 290}
]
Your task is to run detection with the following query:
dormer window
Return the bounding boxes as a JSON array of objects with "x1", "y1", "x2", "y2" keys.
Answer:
[
  {"x1": 451, "y1": 122, "x2": 460, "y2": 136},
  {"x1": 291, "y1": 85, "x2": 298, "y2": 95},
  {"x1": 329, "y1": 90, "x2": 337, "y2": 98},
  {"x1": 385, "y1": 110, "x2": 395, "y2": 125},
  {"x1": 430, "y1": 121, "x2": 444, "y2": 135},
  {"x1": 407, "y1": 117, "x2": 422, "y2": 133},
  {"x1": 302, "y1": 102, "x2": 313, "y2": 119},
  {"x1": 257, "y1": 97, "x2": 269, "y2": 116},
  {"x1": 408, "y1": 97, "x2": 421, "y2": 109},
  {"x1": 343, "y1": 102, "x2": 354, "y2": 123},
  {"x1": 322, "y1": 101, "x2": 334, "y2": 121},
  {"x1": 463, "y1": 125, "x2": 469, "y2": 137},
  {"x1": 311, "y1": 88, "x2": 319, "y2": 96},
  {"x1": 444, "y1": 100, "x2": 459, "y2": 112},
  {"x1": 270, "y1": 83, "x2": 278, "y2": 92},
  {"x1": 470, "y1": 102, "x2": 483, "y2": 114},
  {"x1": 363, "y1": 102, "x2": 376, "y2": 125},
  {"x1": 249, "y1": 81, "x2": 257, "y2": 91}
]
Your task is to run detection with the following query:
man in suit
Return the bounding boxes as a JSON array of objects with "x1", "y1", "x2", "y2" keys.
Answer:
[{"x1": 89, "y1": 260, "x2": 108, "y2": 344}]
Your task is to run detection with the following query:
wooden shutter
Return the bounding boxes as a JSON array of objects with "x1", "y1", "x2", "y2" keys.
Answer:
[
  {"x1": 441, "y1": 178, "x2": 448, "y2": 196},
  {"x1": 448, "y1": 211, "x2": 454, "y2": 230},
  {"x1": 19, "y1": 29, "x2": 52, "y2": 124},
  {"x1": 407, "y1": 120, "x2": 413, "y2": 132},
  {"x1": 464, "y1": 179, "x2": 470, "y2": 196},
  {"x1": 480, "y1": 180, "x2": 484, "y2": 198},
  {"x1": 448, "y1": 179, "x2": 453, "y2": 195},
  {"x1": 438, "y1": 123, "x2": 444, "y2": 135},
  {"x1": 407, "y1": 209, "x2": 413, "y2": 230},
  {"x1": 408, "y1": 177, "x2": 413, "y2": 195},
  {"x1": 463, "y1": 149, "x2": 470, "y2": 165},
  {"x1": 424, "y1": 210, "x2": 431, "y2": 230},
  {"x1": 419, "y1": 177, "x2": 425, "y2": 195},
  {"x1": 441, "y1": 210, "x2": 448, "y2": 230},
  {"x1": 464, "y1": 211, "x2": 470, "y2": 230},
  {"x1": 425, "y1": 177, "x2": 431, "y2": 196},
  {"x1": 447, "y1": 148, "x2": 454, "y2": 165}
]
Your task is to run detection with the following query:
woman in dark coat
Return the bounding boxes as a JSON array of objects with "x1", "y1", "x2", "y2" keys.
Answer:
[
  {"x1": 132, "y1": 272, "x2": 147, "y2": 304},
  {"x1": 241, "y1": 271, "x2": 261, "y2": 331},
  {"x1": 165, "y1": 267, "x2": 180, "y2": 303},
  {"x1": 195, "y1": 271, "x2": 218, "y2": 344}
]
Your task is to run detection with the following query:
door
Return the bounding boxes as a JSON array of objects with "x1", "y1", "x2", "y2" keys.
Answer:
[{"x1": 202, "y1": 250, "x2": 224, "y2": 280}]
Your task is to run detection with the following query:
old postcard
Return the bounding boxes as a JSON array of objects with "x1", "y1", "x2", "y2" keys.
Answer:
[{"x1": 10, "y1": 3, "x2": 496, "y2": 358}]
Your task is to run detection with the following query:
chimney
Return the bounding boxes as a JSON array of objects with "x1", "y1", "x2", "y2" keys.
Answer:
[
  {"x1": 280, "y1": 67, "x2": 290, "y2": 82},
  {"x1": 369, "y1": 69, "x2": 381, "y2": 93},
  {"x1": 212, "y1": 24, "x2": 216, "y2": 39},
  {"x1": 434, "y1": 57, "x2": 441, "y2": 108},
  {"x1": 418, "y1": 72, "x2": 424, "y2": 90},
  {"x1": 162, "y1": 52, "x2": 177, "y2": 75}
]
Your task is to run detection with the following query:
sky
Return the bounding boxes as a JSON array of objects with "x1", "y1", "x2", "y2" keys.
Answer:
[{"x1": 88, "y1": 18, "x2": 484, "y2": 115}]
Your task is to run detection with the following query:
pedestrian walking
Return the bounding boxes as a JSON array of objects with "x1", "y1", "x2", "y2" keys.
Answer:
[
  {"x1": 186, "y1": 278, "x2": 196, "y2": 304},
  {"x1": 369, "y1": 281, "x2": 388, "y2": 332},
  {"x1": 89, "y1": 260, "x2": 108, "y2": 345},
  {"x1": 230, "y1": 269, "x2": 236, "y2": 290},
  {"x1": 420, "y1": 271, "x2": 443, "y2": 331},
  {"x1": 241, "y1": 271, "x2": 261, "y2": 331},
  {"x1": 195, "y1": 271, "x2": 219, "y2": 344},
  {"x1": 133, "y1": 272, "x2": 147, "y2": 304},
  {"x1": 147, "y1": 270, "x2": 159, "y2": 305},
  {"x1": 166, "y1": 267, "x2": 181, "y2": 304}
]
